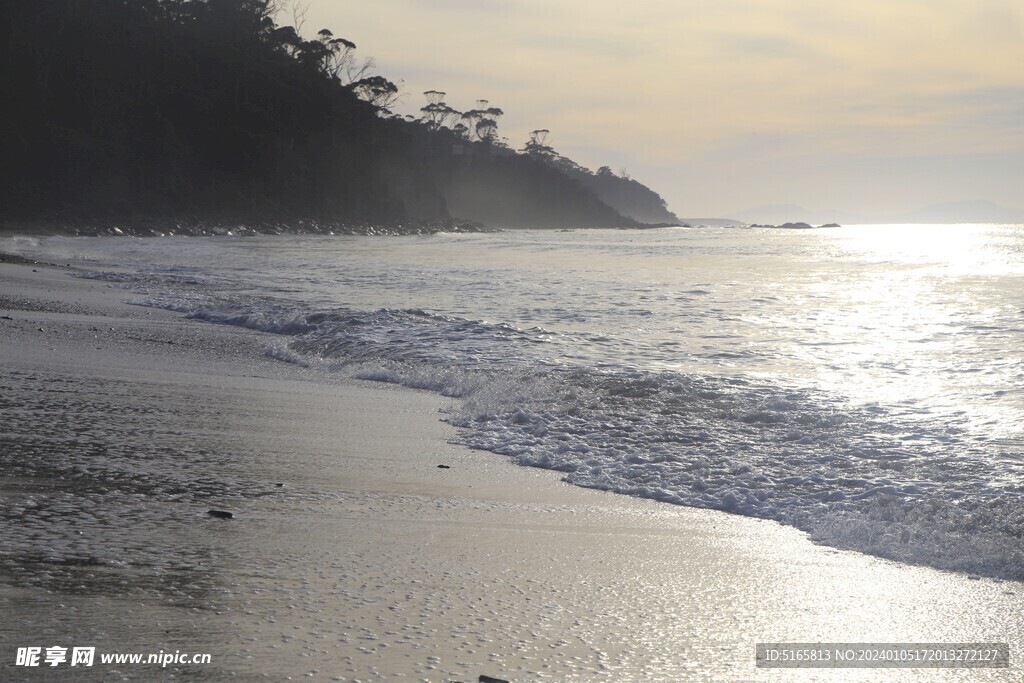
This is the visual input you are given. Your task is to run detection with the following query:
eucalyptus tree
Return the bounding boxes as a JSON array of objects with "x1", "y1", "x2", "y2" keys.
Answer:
[
  {"x1": 523, "y1": 129, "x2": 557, "y2": 160},
  {"x1": 460, "y1": 100, "x2": 504, "y2": 142},
  {"x1": 420, "y1": 91, "x2": 462, "y2": 131}
]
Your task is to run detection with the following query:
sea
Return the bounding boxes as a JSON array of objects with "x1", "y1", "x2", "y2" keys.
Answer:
[{"x1": 6, "y1": 223, "x2": 1024, "y2": 580}]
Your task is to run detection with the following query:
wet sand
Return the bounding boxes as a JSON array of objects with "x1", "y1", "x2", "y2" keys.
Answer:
[{"x1": 1, "y1": 258, "x2": 1023, "y2": 682}]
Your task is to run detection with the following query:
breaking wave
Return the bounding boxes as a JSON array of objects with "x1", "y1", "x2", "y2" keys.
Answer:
[{"x1": 85, "y1": 265, "x2": 1024, "y2": 583}]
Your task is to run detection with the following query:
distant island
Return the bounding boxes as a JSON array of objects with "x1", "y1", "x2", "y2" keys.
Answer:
[
  {"x1": 0, "y1": 1, "x2": 679, "y2": 235},
  {"x1": 749, "y1": 222, "x2": 841, "y2": 229}
]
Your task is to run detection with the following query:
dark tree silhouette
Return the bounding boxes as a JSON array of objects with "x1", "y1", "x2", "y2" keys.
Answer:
[
  {"x1": 459, "y1": 100, "x2": 505, "y2": 142},
  {"x1": 523, "y1": 129, "x2": 557, "y2": 160},
  {"x1": 350, "y1": 76, "x2": 399, "y2": 110},
  {"x1": 420, "y1": 91, "x2": 461, "y2": 131}
]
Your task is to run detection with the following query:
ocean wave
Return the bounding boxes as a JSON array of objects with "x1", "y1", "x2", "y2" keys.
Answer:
[{"x1": 126, "y1": 286, "x2": 1024, "y2": 581}]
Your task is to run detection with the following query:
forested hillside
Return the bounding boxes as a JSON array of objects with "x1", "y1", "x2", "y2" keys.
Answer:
[{"x1": 0, "y1": 1, "x2": 674, "y2": 232}]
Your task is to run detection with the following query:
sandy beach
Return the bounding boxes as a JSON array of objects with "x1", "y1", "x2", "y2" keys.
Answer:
[{"x1": 1, "y1": 256, "x2": 1023, "y2": 682}]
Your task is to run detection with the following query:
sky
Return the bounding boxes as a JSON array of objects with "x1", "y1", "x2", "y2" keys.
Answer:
[{"x1": 297, "y1": 0, "x2": 1024, "y2": 219}]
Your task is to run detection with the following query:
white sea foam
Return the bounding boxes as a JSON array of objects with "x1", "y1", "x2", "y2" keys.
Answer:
[{"x1": 130, "y1": 290, "x2": 1024, "y2": 578}]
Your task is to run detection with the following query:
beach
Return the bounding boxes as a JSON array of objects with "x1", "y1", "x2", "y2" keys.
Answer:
[{"x1": 2, "y1": 256, "x2": 1023, "y2": 682}]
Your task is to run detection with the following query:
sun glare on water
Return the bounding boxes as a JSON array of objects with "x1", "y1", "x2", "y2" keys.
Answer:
[
  {"x1": 796, "y1": 223, "x2": 1024, "y2": 435},
  {"x1": 837, "y1": 223, "x2": 1021, "y2": 274}
]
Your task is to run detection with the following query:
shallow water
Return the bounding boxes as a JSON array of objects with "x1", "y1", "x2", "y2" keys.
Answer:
[{"x1": 6, "y1": 224, "x2": 1024, "y2": 580}]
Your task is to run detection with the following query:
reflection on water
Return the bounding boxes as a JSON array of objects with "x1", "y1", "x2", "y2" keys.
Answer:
[{"x1": 795, "y1": 224, "x2": 1024, "y2": 435}]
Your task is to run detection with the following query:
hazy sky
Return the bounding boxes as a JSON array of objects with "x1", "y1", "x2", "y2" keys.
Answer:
[{"x1": 298, "y1": 0, "x2": 1023, "y2": 218}]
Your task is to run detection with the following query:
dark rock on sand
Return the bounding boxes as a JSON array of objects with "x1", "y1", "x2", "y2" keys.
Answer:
[
  {"x1": 437, "y1": 464, "x2": 451, "y2": 469},
  {"x1": 0, "y1": 253, "x2": 39, "y2": 265},
  {"x1": 207, "y1": 509, "x2": 234, "y2": 519},
  {"x1": 479, "y1": 676, "x2": 510, "y2": 683}
]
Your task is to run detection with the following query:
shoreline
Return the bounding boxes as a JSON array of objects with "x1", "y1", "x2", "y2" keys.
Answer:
[
  {"x1": 0, "y1": 217, "x2": 497, "y2": 238},
  {"x1": 2, "y1": 258, "x2": 1023, "y2": 681}
]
